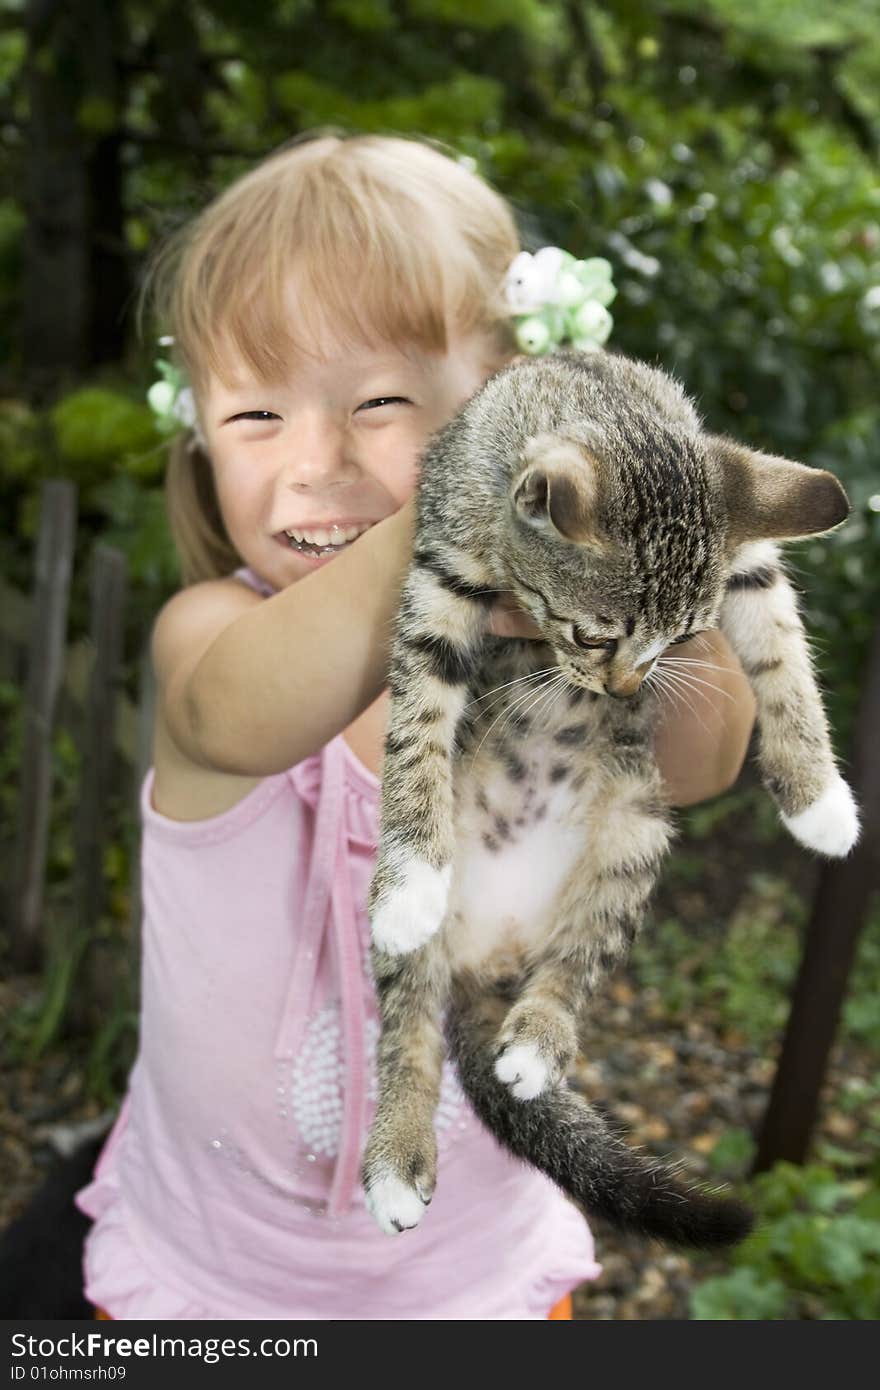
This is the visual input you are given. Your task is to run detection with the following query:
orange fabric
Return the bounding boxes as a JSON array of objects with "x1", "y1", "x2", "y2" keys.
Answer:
[
  {"x1": 547, "y1": 1294, "x2": 572, "y2": 1320},
  {"x1": 96, "y1": 1295, "x2": 573, "y2": 1321}
]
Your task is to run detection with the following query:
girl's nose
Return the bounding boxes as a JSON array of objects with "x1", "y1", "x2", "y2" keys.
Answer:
[{"x1": 278, "y1": 412, "x2": 354, "y2": 490}]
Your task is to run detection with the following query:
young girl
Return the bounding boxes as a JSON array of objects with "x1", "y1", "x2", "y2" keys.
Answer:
[{"x1": 75, "y1": 131, "x2": 755, "y2": 1320}]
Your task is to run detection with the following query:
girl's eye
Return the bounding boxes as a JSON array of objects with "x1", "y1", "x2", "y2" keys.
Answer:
[
  {"x1": 229, "y1": 411, "x2": 280, "y2": 423},
  {"x1": 357, "y1": 397, "x2": 411, "y2": 411},
  {"x1": 573, "y1": 630, "x2": 617, "y2": 652}
]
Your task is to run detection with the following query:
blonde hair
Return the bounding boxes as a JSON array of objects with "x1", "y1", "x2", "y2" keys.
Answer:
[{"x1": 148, "y1": 131, "x2": 521, "y2": 583}]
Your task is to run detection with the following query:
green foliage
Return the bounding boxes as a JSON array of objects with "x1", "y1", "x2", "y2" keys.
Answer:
[
  {"x1": 90, "y1": 475, "x2": 180, "y2": 590},
  {"x1": 842, "y1": 909, "x2": 880, "y2": 1049},
  {"x1": 406, "y1": 0, "x2": 558, "y2": 43},
  {"x1": 632, "y1": 872, "x2": 803, "y2": 1044},
  {"x1": 85, "y1": 1007, "x2": 140, "y2": 1105},
  {"x1": 0, "y1": 29, "x2": 26, "y2": 90},
  {"x1": 708, "y1": 1125, "x2": 757, "y2": 1175},
  {"x1": 274, "y1": 69, "x2": 504, "y2": 136},
  {"x1": 0, "y1": 398, "x2": 43, "y2": 481},
  {"x1": 0, "y1": 679, "x2": 24, "y2": 837},
  {"x1": 329, "y1": 0, "x2": 394, "y2": 30},
  {"x1": 691, "y1": 1162, "x2": 880, "y2": 1319},
  {"x1": 691, "y1": 1265, "x2": 789, "y2": 1320},
  {"x1": 76, "y1": 96, "x2": 117, "y2": 136},
  {"x1": 0, "y1": 382, "x2": 177, "y2": 618},
  {"x1": 635, "y1": 872, "x2": 880, "y2": 1050},
  {"x1": 674, "y1": 0, "x2": 878, "y2": 56},
  {"x1": 0, "y1": 678, "x2": 139, "y2": 1097},
  {"x1": 681, "y1": 785, "x2": 781, "y2": 844},
  {"x1": 4, "y1": 3, "x2": 879, "y2": 730},
  {"x1": 49, "y1": 388, "x2": 164, "y2": 487},
  {"x1": 0, "y1": 198, "x2": 24, "y2": 371},
  {"x1": 20, "y1": 926, "x2": 91, "y2": 1061}
]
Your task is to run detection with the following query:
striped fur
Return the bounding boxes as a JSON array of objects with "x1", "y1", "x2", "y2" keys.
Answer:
[{"x1": 363, "y1": 350, "x2": 856, "y2": 1248}]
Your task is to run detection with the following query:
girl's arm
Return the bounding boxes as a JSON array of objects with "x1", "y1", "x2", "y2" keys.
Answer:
[
  {"x1": 156, "y1": 503, "x2": 418, "y2": 777},
  {"x1": 157, "y1": 504, "x2": 754, "y2": 794}
]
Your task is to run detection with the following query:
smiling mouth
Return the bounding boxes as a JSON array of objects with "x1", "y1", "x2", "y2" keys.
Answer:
[{"x1": 282, "y1": 522, "x2": 373, "y2": 556}]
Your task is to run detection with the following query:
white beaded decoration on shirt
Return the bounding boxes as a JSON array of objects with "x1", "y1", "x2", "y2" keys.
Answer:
[{"x1": 289, "y1": 1002, "x2": 468, "y2": 1158}]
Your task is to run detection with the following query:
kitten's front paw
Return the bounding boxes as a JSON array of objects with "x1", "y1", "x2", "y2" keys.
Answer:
[
  {"x1": 364, "y1": 1167, "x2": 433, "y2": 1236},
  {"x1": 494, "y1": 1042, "x2": 553, "y2": 1101},
  {"x1": 371, "y1": 858, "x2": 452, "y2": 956},
  {"x1": 780, "y1": 775, "x2": 860, "y2": 858}
]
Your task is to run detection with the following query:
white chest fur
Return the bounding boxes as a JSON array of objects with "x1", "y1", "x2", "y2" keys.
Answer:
[{"x1": 445, "y1": 740, "x2": 592, "y2": 972}]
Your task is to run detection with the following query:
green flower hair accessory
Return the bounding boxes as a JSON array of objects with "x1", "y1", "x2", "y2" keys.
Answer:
[
  {"x1": 503, "y1": 247, "x2": 617, "y2": 355},
  {"x1": 147, "y1": 336, "x2": 199, "y2": 435}
]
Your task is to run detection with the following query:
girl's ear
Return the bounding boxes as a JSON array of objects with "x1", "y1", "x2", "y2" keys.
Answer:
[
  {"x1": 511, "y1": 434, "x2": 606, "y2": 546},
  {"x1": 711, "y1": 436, "x2": 850, "y2": 545}
]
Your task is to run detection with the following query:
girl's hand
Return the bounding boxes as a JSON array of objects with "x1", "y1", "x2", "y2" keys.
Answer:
[{"x1": 486, "y1": 596, "x2": 543, "y2": 639}]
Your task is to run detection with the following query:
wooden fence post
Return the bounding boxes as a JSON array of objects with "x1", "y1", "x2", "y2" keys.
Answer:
[
  {"x1": 71, "y1": 543, "x2": 128, "y2": 1029},
  {"x1": 12, "y1": 479, "x2": 77, "y2": 969},
  {"x1": 753, "y1": 617, "x2": 880, "y2": 1171}
]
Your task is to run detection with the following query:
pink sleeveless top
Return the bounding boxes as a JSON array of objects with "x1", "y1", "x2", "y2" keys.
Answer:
[{"x1": 75, "y1": 569, "x2": 601, "y2": 1319}]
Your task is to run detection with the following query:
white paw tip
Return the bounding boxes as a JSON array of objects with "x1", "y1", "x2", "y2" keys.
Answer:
[
  {"x1": 371, "y1": 859, "x2": 452, "y2": 957},
  {"x1": 365, "y1": 1172, "x2": 429, "y2": 1235},
  {"x1": 781, "y1": 777, "x2": 860, "y2": 858},
  {"x1": 494, "y1": 1042, "x2": 550, "y2": 1101}
]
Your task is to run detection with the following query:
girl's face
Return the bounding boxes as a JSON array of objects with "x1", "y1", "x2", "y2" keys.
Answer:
[{"x1": 201, "y1": 315, "x2": 499, "y2": 591}]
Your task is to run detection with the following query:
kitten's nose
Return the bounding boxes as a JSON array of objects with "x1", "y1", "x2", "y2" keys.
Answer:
[
  {"x1": 606, "y1": 676, "x2": 641, "y2": 699},
  {"x1": 606, "y1": 662, "x2": 652, "y2": 699}
]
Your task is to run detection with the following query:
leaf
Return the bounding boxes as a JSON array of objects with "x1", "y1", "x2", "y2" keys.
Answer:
[{"x1": 691, "y1": 1268, "x2": 789, "y2": 1320}]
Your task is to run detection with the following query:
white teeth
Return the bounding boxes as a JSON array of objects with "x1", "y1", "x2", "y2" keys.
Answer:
[{"x1": 284, "y1": 523, "x2": 369, "y2": 547}]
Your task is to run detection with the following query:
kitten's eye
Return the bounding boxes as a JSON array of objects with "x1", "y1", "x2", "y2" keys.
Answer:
[
  {"x1": 357, "y1": 397, "x2": 411, "y2": 411},
  {"x1": 669, "y1": 630, "x2": 705, "y2": 646},
  {"x1": 573, "y1": 629, "x2": 617, "y2": 652}
]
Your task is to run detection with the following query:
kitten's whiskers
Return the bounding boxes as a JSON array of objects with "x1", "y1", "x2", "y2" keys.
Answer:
[
  {"x1": 649, "y1": 667, "x2": 712, "y2": 735},
  {"x1": 645, "y1": 668, "x2": 688, "y2": 718},
  {"x1": 498, "y1": 672, "x2": 569, "y2": 744},
  {"x1": 657, "y1": 661, "x2": 735, "y2": 704},
  {"x1": 660, "y1": 656, "x2": 724, "y2": 674},
  {"x1": 466, "y1": 666, "x2": 558, "y2": 713},
  {"x1": 539, "y1": 672, "x2": 574, "y2": 727},
  {"x1": 469, "y1": 671, "x2": 563, "y2": 766}
]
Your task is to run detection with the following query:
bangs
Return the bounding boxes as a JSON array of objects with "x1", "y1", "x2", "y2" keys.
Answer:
[{"x1": 170, "y1": 140, "x2": 511, "y2": 391}]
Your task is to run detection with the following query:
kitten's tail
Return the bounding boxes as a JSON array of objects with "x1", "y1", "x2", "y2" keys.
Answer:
[{"x1": 445, "y1": 986, "x2": 753, "y2": 1250}]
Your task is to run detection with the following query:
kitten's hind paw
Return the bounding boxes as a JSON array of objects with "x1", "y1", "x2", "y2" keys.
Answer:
[
  {"x1": 494, "y1": 1042, "x2": 553, "y2": 1100},
  {"x1": 364, "y1": 1169, "x2": 433, "y2": 1236},
  {"x1": 780, "y1": 775, "x2": 860, "y2": 858},
  {"x1": 370, "y1": 858, "x2": 452, "y2": 956}
]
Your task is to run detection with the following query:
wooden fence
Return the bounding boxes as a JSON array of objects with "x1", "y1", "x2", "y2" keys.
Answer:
[
  {"x1": 1, "y1": 479, "x2": 878, "y2": 1165},
  {"x1": 1, "y1": 479, "x2": 155, "y2": 1025}
]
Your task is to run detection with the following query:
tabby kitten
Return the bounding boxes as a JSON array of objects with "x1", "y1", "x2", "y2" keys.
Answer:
[{"x1": 362, "y1": 349, "x2": 858, "y2": 1248}]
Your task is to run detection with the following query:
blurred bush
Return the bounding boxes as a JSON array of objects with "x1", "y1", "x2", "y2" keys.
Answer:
[
  {"x1": 3, "y1": 0, "x2": 877, "y2": 738},
  {"x1": 691, "y1": 1160, "x2": 880, "y2": 1320}
]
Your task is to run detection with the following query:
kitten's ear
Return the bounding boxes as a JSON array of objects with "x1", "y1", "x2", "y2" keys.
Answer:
[
  {"x1": 512, "y1": 434, "x2": 605, "y2": 546},
  {"x1": 712, "y1": 436, "x2": 850, "y2": 544}
]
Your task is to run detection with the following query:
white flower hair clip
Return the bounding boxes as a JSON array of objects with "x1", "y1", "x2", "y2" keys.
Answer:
[
  {"x1": 147, "y1": 336, "x2": 200, "y2": 437},
  {"x1": 503, "y1": 247, "x2": 616, "y2": 355}
]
